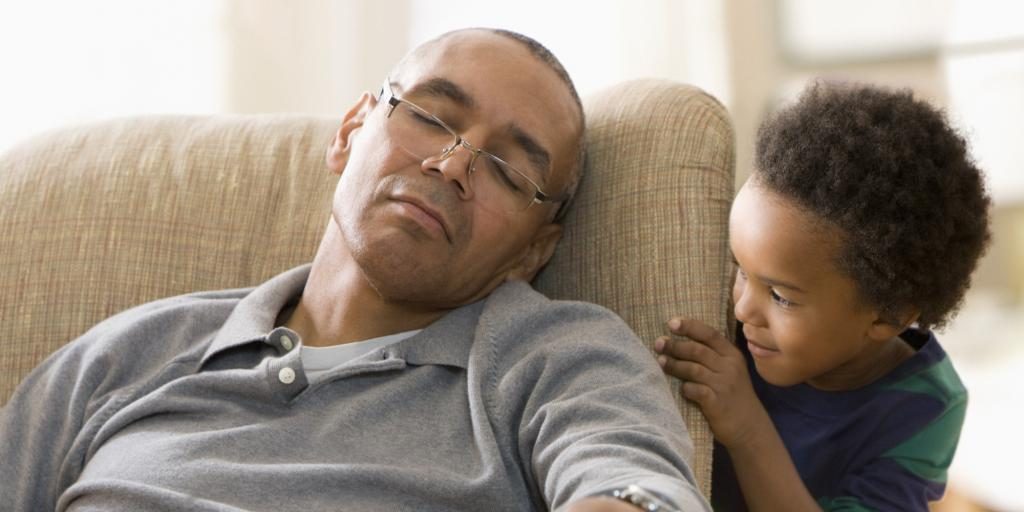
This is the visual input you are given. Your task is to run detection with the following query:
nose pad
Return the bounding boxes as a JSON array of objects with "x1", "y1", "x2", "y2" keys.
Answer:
[{"x1": 439, "y1": 142, "x2": 458, "y2": 159}]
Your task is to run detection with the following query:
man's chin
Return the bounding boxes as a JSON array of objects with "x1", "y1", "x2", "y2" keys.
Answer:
[{"x1": 360, "y1": 261, "x2": 503, "y2": 312}]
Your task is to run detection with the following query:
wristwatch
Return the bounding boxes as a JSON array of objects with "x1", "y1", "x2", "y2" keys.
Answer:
[{"x1": 602, "y1": 484, "x2": 681, "y2": 512}]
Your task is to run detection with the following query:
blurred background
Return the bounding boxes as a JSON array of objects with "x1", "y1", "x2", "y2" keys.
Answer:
[{"x1": 0, "y1": 1, "x2": 1020, "y2": 509}]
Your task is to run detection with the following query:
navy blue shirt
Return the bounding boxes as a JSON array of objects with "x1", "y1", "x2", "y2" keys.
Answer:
[{"x1": 712, "y1": 324, "x2": 966, "y2": 511}]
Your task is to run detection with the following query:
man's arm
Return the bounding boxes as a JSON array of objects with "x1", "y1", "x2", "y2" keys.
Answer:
[
  {"x1": 566, "y1": 496, "x2": 664, "y2": 511},
  {"x1": 486, "y1": 296, "x2": 711, "y2": 511}
]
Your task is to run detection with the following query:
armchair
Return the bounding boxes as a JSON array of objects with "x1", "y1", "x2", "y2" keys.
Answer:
[{"x1": 0, "y1": 79, "x2": 734, "y2": 496}]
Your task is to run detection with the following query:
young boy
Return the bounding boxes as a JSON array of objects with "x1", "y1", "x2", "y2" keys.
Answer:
[{"x1": 654, "y1": 81, "x2": 991, "y2": 511}]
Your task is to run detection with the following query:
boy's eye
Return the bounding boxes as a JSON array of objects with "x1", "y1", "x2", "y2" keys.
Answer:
[{"x1": 770, "y1": 289, "x2": 795, "y2": 308}]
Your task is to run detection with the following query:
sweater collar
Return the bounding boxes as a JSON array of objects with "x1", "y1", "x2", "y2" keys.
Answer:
[{"x1": 201, "y1": 265, "x2": 530, "y2": 370}]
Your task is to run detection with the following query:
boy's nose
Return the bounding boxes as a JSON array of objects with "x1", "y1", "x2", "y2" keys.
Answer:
[{"x1": 733, "y1": 280, "x2": 762, "y2": 326}]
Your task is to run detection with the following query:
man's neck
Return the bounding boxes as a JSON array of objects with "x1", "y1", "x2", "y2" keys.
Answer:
[{"x1": 283, "y1": 224, "x2": 448, "y2": 347}]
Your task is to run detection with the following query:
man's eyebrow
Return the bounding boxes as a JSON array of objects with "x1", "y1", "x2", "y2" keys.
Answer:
[
  {"x1": 508, "y1": 125, "x2": 552, "y2": 178},
  {"x1": 406, "y1": 77, "x2": 477, "y2": 110}
]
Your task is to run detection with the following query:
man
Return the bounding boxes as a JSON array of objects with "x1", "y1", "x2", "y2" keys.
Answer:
[{"x1": 0, "y1": 28, "x2": 708, "y2": 511}]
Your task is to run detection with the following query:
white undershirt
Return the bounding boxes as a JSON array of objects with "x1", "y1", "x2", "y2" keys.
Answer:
[{"x1": 300, "y1": 330, "x2": 421, "y2": 383}]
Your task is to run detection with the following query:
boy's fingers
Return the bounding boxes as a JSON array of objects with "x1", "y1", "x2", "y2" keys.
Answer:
[
  {"x1": 668, "y1": 318, "x2": 733, "y2": 356},
  {"x1": 669, "y1": 318, "x2": 719, "y2": 341},
  {"x1": 656, "y1": 337, "x2": 722, "y2": 371},
  {"x1": 659, "y1": 358, "x2": 716, "y2": 385},
  {"x1": 680, "y1": 381, "x2": 714, "y2": 408},
  {"x1": 653, "y1": 336, "x2": 668, "y2": 354}
]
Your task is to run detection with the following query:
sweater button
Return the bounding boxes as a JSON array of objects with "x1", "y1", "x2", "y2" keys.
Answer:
[{"x1": 278, "y1": 367, "x2": 296, "y2": 384}]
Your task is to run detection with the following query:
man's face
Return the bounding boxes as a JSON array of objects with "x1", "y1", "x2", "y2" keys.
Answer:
[{"x1": 327, "y1": 31, "x2": 581, "y2": 310}]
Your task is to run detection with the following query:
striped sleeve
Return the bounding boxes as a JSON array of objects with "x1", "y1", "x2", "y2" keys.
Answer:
[{"x1": 819, "y1": 355, "x2": 967, "y2": 512}]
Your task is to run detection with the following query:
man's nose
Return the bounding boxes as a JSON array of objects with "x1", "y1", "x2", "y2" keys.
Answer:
[{"x1": 423, "y1": 141, "x2": 474, "y2": 199}]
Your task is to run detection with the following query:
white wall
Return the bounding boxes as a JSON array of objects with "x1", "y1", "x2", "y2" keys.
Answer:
[
  {"x1": 0, "y1": 0, "x2": 731, "y2": 154},
  {"x1": 0, "y1": 0, "x2": 225, "y2": 152}
]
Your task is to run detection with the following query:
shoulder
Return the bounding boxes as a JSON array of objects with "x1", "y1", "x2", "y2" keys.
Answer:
[
  {"x1": 871, "y1": 340, "x2": 967, "y2": 459},
  {"x1": 874, "y1": 332, "x2": 967, "y2": 462},
  {"x1": 53, "y1": 286, "x2": 253, "y2": 382},
  {"x1": 476, "y1": 280, "x2": 658, "y2": 379},
  {"x1": 84, "y1": 287, "x2": 251, "y2": 351},
  {"x1": 482, "y1": 280, "x2": 632, "y2": 329},
  {"x1": 481, "y1": 281, "x2": 643, "y2": 350},
  {"x1": 839, "y1": 333, "x2": 967, "y2": 506},
  {"x1": 879, "y1": 331, "x2": 967, "y2": 415},
  {"x1": 7, "y1": 285, "x2": 253, "y2": 421}
]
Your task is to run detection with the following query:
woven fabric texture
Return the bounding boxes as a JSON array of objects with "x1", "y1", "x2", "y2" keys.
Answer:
[{"x1": 0, "y1": 79, "x2": 733, "y2": 496}]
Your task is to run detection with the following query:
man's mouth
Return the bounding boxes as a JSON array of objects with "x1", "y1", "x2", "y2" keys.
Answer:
[{"x1": 390, "y1": 194, "x2": 452, "y2": 243}]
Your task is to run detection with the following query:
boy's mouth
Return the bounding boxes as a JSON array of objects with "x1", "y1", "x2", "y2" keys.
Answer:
[{"x1": 747, "y1": 338, "x2": 781, "y2": 358}]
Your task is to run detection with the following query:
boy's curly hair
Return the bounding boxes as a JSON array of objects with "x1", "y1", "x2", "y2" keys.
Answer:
[{"x1": 754, "y1": 81, "x2": 992, "y2": 331}]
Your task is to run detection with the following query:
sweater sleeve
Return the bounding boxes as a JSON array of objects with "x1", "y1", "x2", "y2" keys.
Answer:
[{"x1": 485, "y1": 296, "x2": 711, "y2": 511}]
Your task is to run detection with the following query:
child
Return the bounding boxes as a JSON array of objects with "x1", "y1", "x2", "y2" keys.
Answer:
[{"x1": 653, "y1": 81, "x2": 991, "y2": 511}]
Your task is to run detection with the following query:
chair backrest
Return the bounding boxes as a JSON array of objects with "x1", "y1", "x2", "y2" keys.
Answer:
[{"x1": 0, "y1": 79, "x2": 733, "y2": 495}]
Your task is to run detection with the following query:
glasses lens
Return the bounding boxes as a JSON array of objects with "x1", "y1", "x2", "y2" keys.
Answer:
[
  {"x1": 387, "y1": 102, "x2": 456, "y2": 160},
  {"x1": 471, "y1": 155, "x2": 538, "y2": 212}
]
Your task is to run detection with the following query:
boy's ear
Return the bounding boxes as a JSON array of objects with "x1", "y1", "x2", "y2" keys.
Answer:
[
  {"x1": 326, "y1": 91, "x2": 377, "y2": 175},
  {"x1": 866, "y1": 308, "x2": 921, "y2": 342},
  {"x1": 504, "y1": 222, "x2": 563, "y2": 282}
]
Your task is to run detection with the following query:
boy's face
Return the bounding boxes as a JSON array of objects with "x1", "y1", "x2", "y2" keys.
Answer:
[{"x1": 729, "y1": 179, "x2": 890, "y2": 390}]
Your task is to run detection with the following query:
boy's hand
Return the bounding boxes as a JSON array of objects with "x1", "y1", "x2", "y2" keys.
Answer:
[{"x1": 653, "y1": 318, "x2": 770, "y2": 448}]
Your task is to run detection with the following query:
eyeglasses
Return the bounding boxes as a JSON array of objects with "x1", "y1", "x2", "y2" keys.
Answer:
[{"x1": 378, "y1": 79, "x2": 565, "y2": 214}]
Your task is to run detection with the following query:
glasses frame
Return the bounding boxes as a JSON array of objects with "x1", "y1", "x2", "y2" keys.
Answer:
[{"x1": 378, "y1": 79, "x2": 567, "y2": 214}]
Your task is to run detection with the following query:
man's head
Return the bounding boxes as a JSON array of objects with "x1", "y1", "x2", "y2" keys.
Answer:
[{"x1": 324, "y1": 28, "x2": 585, "y2": 310}]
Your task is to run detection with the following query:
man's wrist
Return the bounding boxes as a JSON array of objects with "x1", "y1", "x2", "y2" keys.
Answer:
[{"x1": 600, "y1": 484, "x2": 680, "y2": 512}]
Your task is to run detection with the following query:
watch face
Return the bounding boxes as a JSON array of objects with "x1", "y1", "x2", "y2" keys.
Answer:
[{"x1": 609, "y1": 485, "x2": 677, "y2": 512}]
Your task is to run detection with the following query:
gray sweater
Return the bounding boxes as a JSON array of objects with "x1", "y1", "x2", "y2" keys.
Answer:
[{"x1": 0, "y1": 265, "x2": 709, "y2": 511}]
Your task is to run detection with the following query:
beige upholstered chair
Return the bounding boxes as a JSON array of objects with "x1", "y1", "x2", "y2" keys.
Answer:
[{"x1": 0, "y1": 79, "x2": 734, "y2": 496}]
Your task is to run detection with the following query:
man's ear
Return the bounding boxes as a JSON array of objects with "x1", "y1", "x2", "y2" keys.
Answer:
[
  {"x1": 326, "y1": 91, "x2": 377, "y2": 175},
  {"x1": 866, "y1": 308, "x2": 921, "y2": 342},
  {"x1": 505, "y1": 222, "x2": 563, "y2": 282}
]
